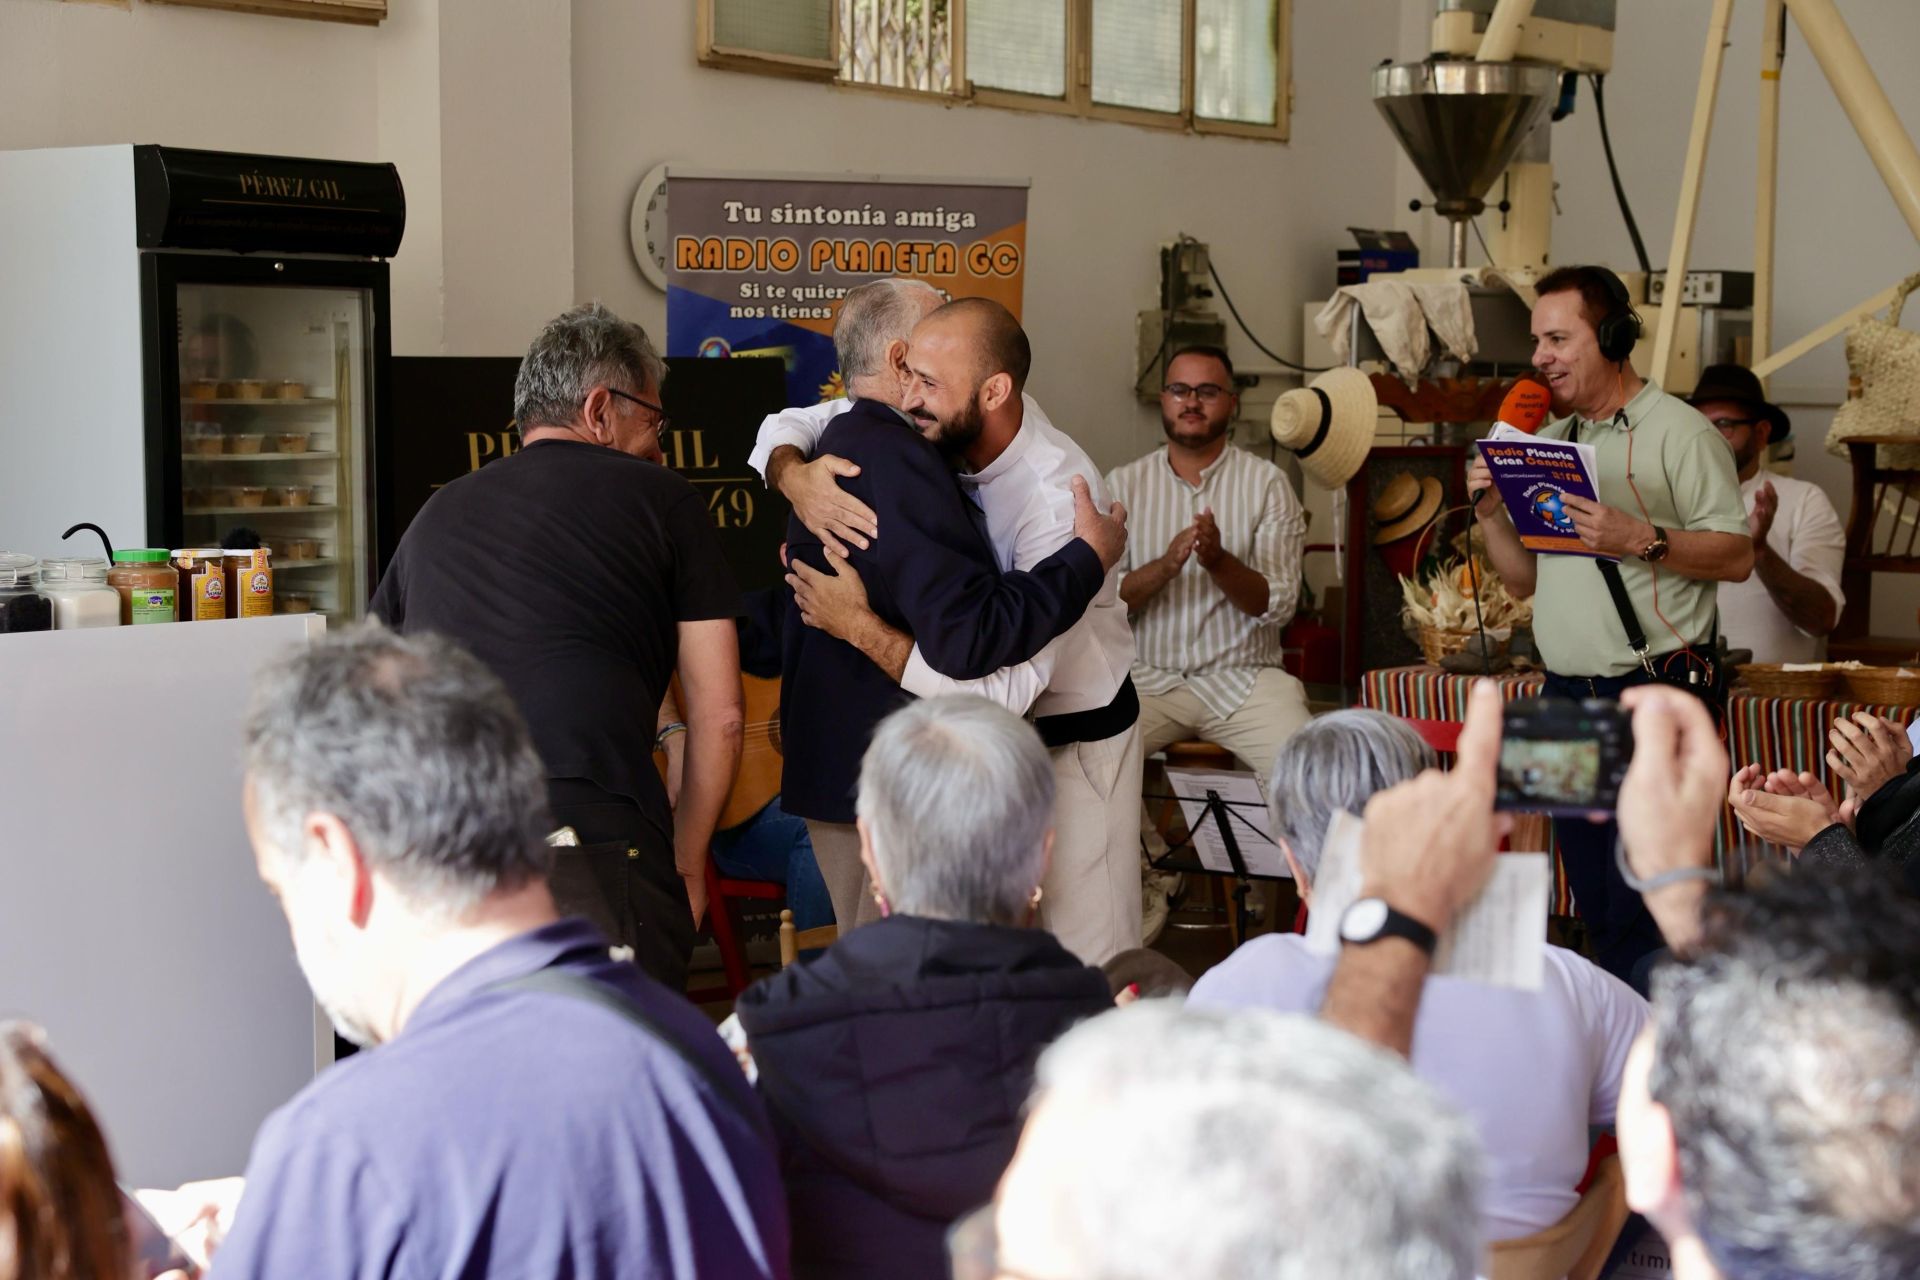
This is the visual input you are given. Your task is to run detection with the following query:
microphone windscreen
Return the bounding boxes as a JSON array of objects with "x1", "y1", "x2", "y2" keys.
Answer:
[{"x1": 1497, "y1": 379, "x2": 1552, "y2": 434}]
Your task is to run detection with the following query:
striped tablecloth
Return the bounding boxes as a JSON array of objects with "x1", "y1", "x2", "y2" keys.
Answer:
[{"x1": 1359, "y1": 664, "x2": 1917, "y2": 915}]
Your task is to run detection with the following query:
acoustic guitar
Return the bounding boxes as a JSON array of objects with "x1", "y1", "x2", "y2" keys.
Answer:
[
  {"x1": 654, "y1": 673, "x2": 785, "y2": 832},
  {"x1": 720, "y1": 673, "x2": 785, "y2": 830}
]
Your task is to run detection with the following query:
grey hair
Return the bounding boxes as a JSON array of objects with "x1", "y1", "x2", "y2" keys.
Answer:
[
  {"x1": 243, "y1": 623, "x2": 554, "y2": 916},
  {"x1": 1027, "y1": 1003, "x2": 1482, "y2": 1280},
  {"x1": 1266, "y1": 710, "x2": 1434, "y2": 880},
  {"x1": 1649, "y1": 866, "x2": 1920, "y2": 1280},
  {"x1": 512, "y1": 301, "x2": 666, "y2": 430},
  {"x1": 854, "y1": 695, "x2": 1053, "y2": 925},
  {"x1": 833, "y1": 278, "x2": 943, "y2": 385}
]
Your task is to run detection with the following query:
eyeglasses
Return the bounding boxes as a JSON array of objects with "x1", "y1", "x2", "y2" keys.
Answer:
[
  {"x1": 1706, "y1": 416, "x2": 1758, "y2": 431},
  {"x1": 1162, "y1": 382, "x2": 1230, "y2": 404},
  {"x1": 606, "y1": 387, "x2": 671, "y2": 431},
  {"x1": 947, "y1": 1203, "x2": 1050, "y2": 1280}
]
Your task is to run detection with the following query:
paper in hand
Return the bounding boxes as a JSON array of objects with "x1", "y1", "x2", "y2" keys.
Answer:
[
  {"x1": 1304, "y1": 810, "x2": 1550, "y2": 990},
  {"x1": 1474, "y1": 427, "x2": 1610, "y2": 559}
]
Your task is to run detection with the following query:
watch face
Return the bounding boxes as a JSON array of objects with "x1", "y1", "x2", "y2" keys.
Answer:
[{"x1": 1340, "y1": 897, "x2": 1389, "y2": 943}]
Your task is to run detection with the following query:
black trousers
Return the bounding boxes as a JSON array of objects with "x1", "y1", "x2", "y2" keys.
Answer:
[
  {"x1": 547, "y1": 777, "x2": 694, "y2": 993},
  {"x1": 1539, "y1": 670, "x2": 1680, "y2": 996}
]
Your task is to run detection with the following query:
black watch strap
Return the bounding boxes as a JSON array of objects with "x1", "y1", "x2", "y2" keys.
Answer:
[{"x1": 1339, "y1": 897, "x2": 1439, "y2": 955}]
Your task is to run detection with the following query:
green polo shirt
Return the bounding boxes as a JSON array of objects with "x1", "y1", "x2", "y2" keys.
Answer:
[{"x1": 1531, "y1": 379, "x2": 1748, "y2": 678}]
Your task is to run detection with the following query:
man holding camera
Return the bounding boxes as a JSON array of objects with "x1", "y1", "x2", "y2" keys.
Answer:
[{"x1": 1465, "y1": 266, "x2": 1751, "y2": 990}]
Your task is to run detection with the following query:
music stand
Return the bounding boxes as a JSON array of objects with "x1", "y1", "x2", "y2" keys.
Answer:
[{"x1": 1146, "y1": 767, "x2": 1290, "y2": 941}]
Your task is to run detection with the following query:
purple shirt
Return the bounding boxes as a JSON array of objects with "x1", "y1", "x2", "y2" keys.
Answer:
[{"x1": 210, "y1": 919, "x2": 789, "y2": 1280}]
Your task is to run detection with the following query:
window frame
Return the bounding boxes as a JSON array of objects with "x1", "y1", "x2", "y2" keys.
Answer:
[{"x1": 696, "y1": 0, "x2": 1291, "y2": 142}]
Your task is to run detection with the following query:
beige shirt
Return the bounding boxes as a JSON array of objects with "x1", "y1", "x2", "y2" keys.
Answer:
[
  {"x1": 1717, "y1": 472, "x2": 1846, "y2": 664},
  {"x1": 1104, "y1": 442, "x2": 1305, "y2": 718},
  {"x1": 1532, "y1": 380, "x2": 1749, "y2": 678}
]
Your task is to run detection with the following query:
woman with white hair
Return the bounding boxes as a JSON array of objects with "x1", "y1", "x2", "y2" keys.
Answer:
[
  {"x1": 732, "y1": 695, "x2": 1112, "y2": 1280},
  {"x1": 1188, "y1": 709, "x2": 1649, "y2": 1249}
]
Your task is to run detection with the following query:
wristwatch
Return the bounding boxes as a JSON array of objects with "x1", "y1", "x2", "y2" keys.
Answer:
[
  {"x1": 1337, "y1": 897, "x2": 1438, "y2": 955},
  {"x1": 1637, "y1": 526, "x2": 1671, "y2": 563}
]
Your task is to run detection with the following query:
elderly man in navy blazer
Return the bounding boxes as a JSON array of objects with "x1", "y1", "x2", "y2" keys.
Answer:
[{"x1": 779, "y1": 279, "x2": 1127, "y2": 931}]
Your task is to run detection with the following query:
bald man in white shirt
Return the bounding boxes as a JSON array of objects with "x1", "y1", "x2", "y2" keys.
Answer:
[{"x1": 751, "y1": 292, "x2": 1142, "y2": 964}]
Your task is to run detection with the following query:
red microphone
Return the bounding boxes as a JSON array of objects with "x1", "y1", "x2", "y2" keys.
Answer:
[{"x1": 1472, "y1": 379, "x2": 1552, "y2": 505}]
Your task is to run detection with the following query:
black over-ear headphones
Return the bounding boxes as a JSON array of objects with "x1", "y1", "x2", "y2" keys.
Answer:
[{"x1": 1592, "y1": 267, "x2": 1643, "y2": 364}]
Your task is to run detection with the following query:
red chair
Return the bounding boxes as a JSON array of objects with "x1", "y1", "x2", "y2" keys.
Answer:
[
  {"x1": 1406, "y1": 716, "x2": 1464, "y2": 755},
  {"x1": 685, "y1": 860, "x2": 783, "y2": 1005}
]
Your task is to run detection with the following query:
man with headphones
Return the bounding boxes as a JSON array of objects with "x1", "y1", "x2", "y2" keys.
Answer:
[{"x1": 1466, "y1": 265, "x2": 1753, "y2": 992}]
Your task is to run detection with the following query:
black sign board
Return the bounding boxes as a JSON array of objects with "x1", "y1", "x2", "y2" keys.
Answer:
[
  {"x1": 384, "y1": 354, "x2": 792, "y2": 593},
  {"x1": 134, "y1": 145, "x2": 407, "y2": 258}
]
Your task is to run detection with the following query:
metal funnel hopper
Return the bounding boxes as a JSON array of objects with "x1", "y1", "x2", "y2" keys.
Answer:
[{"x1": 1373, "y1": 60, "x2": 1558, "y2": 265}]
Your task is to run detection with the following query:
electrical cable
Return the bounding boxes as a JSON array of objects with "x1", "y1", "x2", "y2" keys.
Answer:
[
  {"x1": 1470, "y1": 217, "x2": 1494, "y2": 267},
  {"x1": 1590, "y1": 74, "x2": 1653, "y2": 275},
  {"x1": 1184, "y1": 234, "x2": 1331, "y2": 374}
]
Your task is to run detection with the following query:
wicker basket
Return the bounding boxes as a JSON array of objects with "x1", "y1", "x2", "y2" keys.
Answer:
[
  {"x1": 1737, "y1": 664, "x2": 1840, "y2": 701},
  {"x1": 1840, "y1": 665, "x2": 1920, "y2": 707},
  {"x1": 1417, "y1": 625, "x2": 1508, "y2": 667}
]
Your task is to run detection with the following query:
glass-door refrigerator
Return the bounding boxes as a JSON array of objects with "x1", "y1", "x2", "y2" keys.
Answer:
[
  {"x1": 139, "y1": 147, "x2": 401, "y2": 623},
  {"x1": 0, "y1": 144, "x2": 402, "y2": 621}
]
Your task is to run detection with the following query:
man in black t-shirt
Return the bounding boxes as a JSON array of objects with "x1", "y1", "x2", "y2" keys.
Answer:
[{"x1": 372, "y1": 303, "x2": 742, "y2": 989}]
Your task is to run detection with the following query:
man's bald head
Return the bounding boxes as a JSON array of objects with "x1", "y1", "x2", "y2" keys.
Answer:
[{"x1": 917, "y1": 297, "x2": 1031, "y2": 396}]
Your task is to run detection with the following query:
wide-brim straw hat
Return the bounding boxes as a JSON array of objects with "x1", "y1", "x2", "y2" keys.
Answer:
[
  {"x1": 1371, "y1": 473, "x2": 1444, "y2": 545},
  {"x1": 1269, "y1": 366, "x2": 1377, "y2": 490}
]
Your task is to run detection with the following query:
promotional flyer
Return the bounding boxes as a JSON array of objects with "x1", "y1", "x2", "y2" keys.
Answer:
[
  {"x1": 1474, "y1": 429, "x2": 1607, "y2": 558},
  {"x1": 665, "y1": 171, "x2": 1029, "y2": 407}
]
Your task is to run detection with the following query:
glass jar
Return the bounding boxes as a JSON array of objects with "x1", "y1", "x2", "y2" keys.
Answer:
[
  {"x1": 222, "y1": 548, "x2": 273, "y2": 619},
  {"x1": 0, "y1": 554, "x2": 52, "y2": 634},
  {"x1": 37, "y1": 557, "x2": 120, "y2": 629},
  {"x1": 172, "y1": 548, "x2": 229, "y2": 622},
  {"x1": 107, "y1": 549, "x2": 178, "y2": 625}
]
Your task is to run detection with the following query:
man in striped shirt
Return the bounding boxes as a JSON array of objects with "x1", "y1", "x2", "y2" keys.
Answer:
[{"x1": 1104, "y1": 346, "x2": 1311, "y2": 788}]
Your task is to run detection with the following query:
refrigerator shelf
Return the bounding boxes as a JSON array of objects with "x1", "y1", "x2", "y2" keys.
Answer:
[
  {"x1": 184, "y1": 505, "x2": 339, "y2": 516},
  {"x1": 275, "y1": 558, "x2": 339, "y2": 570},
  {"x1": 179, "y1": 397, "x2": 337, "y2": 407},
  {"x1": 182, "y1": 452, "x2": 341, "y2": 463}
]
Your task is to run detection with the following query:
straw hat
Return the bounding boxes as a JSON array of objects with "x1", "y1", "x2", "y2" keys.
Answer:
[
  {"x1": 1269, "y1": 366, "x2": 1377, "y2": 490},
  {"x1": 1371, "y1": 472, "x2": 1443, "y2": 545}
]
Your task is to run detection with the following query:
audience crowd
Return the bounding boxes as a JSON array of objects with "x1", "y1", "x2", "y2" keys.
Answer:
[{"x1": 5, "y1": 290, "x2": 1919, "y2": 1280}]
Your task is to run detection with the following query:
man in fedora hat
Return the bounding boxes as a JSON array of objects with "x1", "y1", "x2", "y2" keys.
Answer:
[
  {"x1": 1465, "y1": 266, "x2": 1752, "y2": 994},
  {"x1": 1104, "y1": 345, "x2": 1312, "y2": 797},
  {"x1": 1690, "y1": 363, "x2": 1845, "y2": 664}
]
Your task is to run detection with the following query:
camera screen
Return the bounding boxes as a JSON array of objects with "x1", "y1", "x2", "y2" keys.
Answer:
[
  {"x1": 1494, "y1": 697, "x2": 1632, "y2": 816},
  {"x1": 1498, "y1": 738, "x2": 1603, "y2": 809}
]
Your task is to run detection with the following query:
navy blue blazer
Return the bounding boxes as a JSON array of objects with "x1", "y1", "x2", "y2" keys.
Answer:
[{"x1": 779, "y1": 398, "x2": 1104, "y2": 823}]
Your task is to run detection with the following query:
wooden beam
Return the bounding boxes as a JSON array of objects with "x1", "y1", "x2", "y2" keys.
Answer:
[
  {"x1": 1750, "y1": 281, "x2": 1905, "y2": 381},
  {"x1": 1754, "y1": 0, "x2": 1786, "y2": 377},
  {"x1": 1476, "y1": 0, "x2": 1535, "y2": 62},
  {"x1": 1652, "y1": 0, "x2": 1734, "y2": 382},
  {"x1": 1785, "y1": 0, "x2": 1920, "y2": 245}
]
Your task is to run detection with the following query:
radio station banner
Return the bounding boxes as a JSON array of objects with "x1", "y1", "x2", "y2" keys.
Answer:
[
  {"x1": 665, "y1": 171, "x2": 1029, "y2": 407},
  {"x1": 386, "y1": 355, "x2": 789, "y2": 592}
]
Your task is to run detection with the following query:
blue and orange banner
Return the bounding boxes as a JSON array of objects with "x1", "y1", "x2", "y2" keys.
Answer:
[{"x1": 665, "y1": 170, "x2": 1029, "y2": 407}]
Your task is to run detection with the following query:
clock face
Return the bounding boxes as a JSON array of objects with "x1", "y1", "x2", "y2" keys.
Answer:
[{"x1": 628, "y1": 162, "x2": 672, "y2": 291}]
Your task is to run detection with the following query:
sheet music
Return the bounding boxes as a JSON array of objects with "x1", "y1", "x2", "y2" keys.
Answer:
[
  {"x1": 1304, "y1": 811, "x2": 1548, "y2": 990},
  {"x1": 1163, "y1": 766, "x2": 1290, "y2": 878}
]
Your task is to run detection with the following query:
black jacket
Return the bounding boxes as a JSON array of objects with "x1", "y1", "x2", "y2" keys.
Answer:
[
  {"x1": 734, "y1": 915, "x2": 1113, "y2": 1280},
  {"x1": 1802, "y1": 754, "x2": 1920, "y2": 897},
  {"x1": 779, "y1": 398, "x2": 1104, "y2": 822}
]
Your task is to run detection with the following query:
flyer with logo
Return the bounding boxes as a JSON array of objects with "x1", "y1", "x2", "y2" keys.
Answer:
[{"x1": 1474, "y1": 426, "x2": 1608, "y2": 558}]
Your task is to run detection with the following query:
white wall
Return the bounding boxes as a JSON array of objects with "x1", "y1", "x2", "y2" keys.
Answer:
[
  {"x1": 0, "y1": 1, "x2": 379, "y2": 158},
  {"x1": 569, "y1": 0, "x2": 1407, "y2": 476}
]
